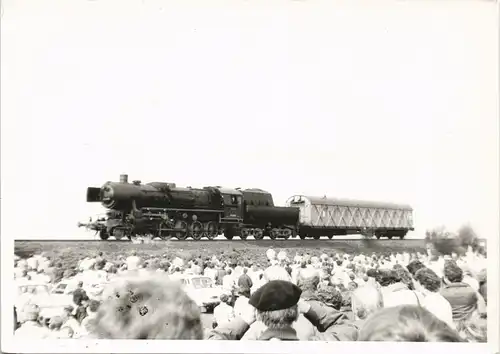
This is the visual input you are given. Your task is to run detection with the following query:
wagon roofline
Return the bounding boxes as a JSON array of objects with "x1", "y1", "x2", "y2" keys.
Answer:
[{"x1": 287, "y1": 195, "x2": 413, "y2": 211}]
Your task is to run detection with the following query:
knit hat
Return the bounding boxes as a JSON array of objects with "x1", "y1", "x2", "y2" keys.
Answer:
[{"x1": 249, "y1": 280, "x2": 301, "y2": 311}]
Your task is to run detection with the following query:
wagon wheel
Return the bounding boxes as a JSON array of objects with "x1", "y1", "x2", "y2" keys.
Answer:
[
  {"x1": 313, "y1": 235, "x2": 321, "y2": 240},
  {"x1": 204, "y1": 221, "x2": 218, "y2": 240},
  {"x1": 190, "y1": 221, "x2": 203, "y2": 241},
  {"x1": 327, "y1": 235, "x2": 333, "y2": 239},
  {"x1": 269, "y1": 228, "x2": 279, "y2": 240},
  {"x1": 387, "y1": 235, "x2": 393, "y2": 240},
  {"x1": 254, "y1": 228, "x2": 264, "y2": 240},
  {"x1": 299, "y1": 233, "x2": 307, "y2": 240},
  {"x1": 174, "y1": 220, "x2": 188, "y2": 240},
  {"x1": 240, "y1": 228, "x2": 250, "y2": 240},
  {"x1": 282, "y1": 229, "x2": 292, "y2": 240}
]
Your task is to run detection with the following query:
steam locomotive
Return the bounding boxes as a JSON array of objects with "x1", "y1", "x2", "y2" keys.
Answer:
[{"x1": 78, "y1": 174, "x2": 414, "y2": 241}]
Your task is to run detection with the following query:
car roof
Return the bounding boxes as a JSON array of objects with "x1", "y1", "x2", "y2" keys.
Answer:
[{"x1": 179, "y1": 275, "x2": 211, "y2": 279}]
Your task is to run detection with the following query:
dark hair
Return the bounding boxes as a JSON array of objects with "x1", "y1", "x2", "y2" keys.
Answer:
[
  {"x1": 479, "y1": 282, "x2": 487, "y2": 304},
  {"x1": 358, "y1": 305, "x2": 465, "y2": 342},
  {"x1": 88, "y1": 300, "x2": 100, "y2": 313},
  {"x1": 377, "y1": 270, "x2": 398, "y2": 287},
  {"x1": 414, "y1": 268, "x2": 441, "y2": 292},
  {"x1": 444, "y1": 261, "x2": 463, "y2": 283},
  {"x1": 394, "y1": 267, "x2": 415, "y2": 290},
  {"x1": 366, "y1": 269, "x2": 379, "y2": 278},
  {"x1": 336, "y1": 260, "x2": 343, "y2": 266},
  {"x1": 316, "y1": 286, "x2": 343, "y2": 310},
  {"x1": 407, "y1": 260, "x2": 426, "y2": 276}
]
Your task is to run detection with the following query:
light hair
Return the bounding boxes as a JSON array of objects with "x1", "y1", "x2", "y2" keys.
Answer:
[
  {"x1": 95, "y1": 274, "x2": 203, "y2": 339},
  {"x1": 351, "y1": 286, "x2": 383, "y2": 320},
  {"x1": 257, "y1": 305, "x2": 298, "y2": 329},
  {"x1": 358, "y1": 305, "x2": 464, "y2": 342}
]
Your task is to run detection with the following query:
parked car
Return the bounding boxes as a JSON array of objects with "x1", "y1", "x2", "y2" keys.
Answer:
[
  {"x1": 177, "y1": 275, "x2": 222, "y2": 313},
  {"x1": 16, "y1": 282, "x2": 73, "y2": 320},
  {"x1": 53, "y1": 278, "x2": 108, "y2": 301}
]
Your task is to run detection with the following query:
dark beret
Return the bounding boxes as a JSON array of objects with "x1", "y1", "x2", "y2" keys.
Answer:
[{"x1": 249, "y1": 280, "x2": 302, "y2": 311}]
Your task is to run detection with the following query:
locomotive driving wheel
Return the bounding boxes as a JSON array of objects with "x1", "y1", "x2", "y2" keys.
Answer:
[
  {"x1": 282, "y1": 229, "x2": 292, "y2": 240},
  {"x1": 190, "y1": 221, "x2": 203, "y2": 241},
  {"x1": 157, "y1": 226, "x2": 172, "y2": 240},
  {"x1": 254, "y1": 228, "x2": 264, "y2": 240},
  {"x1": 204, "y1": 221, "x2": 218, "y2": 240},
  {"x1": 174, "y1": 220, "x2": 188, "y2": 240},
  {"x1": 269, "y1": 228, "x2": 279, "y2": 240}
]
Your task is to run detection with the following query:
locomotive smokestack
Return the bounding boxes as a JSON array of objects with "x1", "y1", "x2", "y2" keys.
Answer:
[{"x1": 120, "y1": 174, "x2": 129, "y2": 184}]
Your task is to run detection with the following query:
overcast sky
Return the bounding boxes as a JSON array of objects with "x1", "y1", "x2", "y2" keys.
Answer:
[{"x1": 1, "y1": 0, "x2": 497, "y2": 240}]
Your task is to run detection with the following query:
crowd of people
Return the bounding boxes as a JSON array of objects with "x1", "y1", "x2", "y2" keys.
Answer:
[{"x1": 13, "y1": 244, "x2": 488, "y2": 342}]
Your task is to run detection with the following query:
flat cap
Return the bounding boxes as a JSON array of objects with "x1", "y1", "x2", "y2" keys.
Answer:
[{"x1": 249, "y1": 280, "x2": 301, "y2": 311}]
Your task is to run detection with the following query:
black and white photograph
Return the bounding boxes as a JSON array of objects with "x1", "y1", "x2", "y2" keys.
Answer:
[{"x1": 1, "y1": 1, "x2": 498, "y2": 353}]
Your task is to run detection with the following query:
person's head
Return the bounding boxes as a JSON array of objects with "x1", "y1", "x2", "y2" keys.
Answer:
[
  {"x1": 479, "y1": 282, "x2": 487, "y2": 304},
  {"x1": 63, "y1": 306, "x2": 74, "y2": 319},
  {"x1": 443, "y1": 261, "x2": 463, "y2": 283},
  {"x1": 243, "y1": 268, "x2": 248, "y2": 274},
  {"x1": 87, "y1": 300, "x2": 100, "y2": 314},
  {"x1": 78, "y1": 281, "x2": 84, "y2": 288},
  {"x1": 22, "y1": 304, "x2": 40, "y2": 322},
  {"x1": 297, "y1": 275, "x2": 320, "y2": 292},
  {"x1": 238, "y1": 287, "x2": 251, "y2": 298},
  {"x1": 351, "y1": 285, "x2": 383, "y2": 320},
  {"x1": 226, "y1": 268, "x2": 232, "y2": 275},
  {"x1": 407, "y1": 260, "x2": 426, "y2": 277},
  {"x1": 414, "y1": 268, "x2": 442, "y2": 293},
  {"x1": 59, "y1": 326, "x2": 74, "y2": 338},
  {"x1": 358, "y1": 305, "x2": 464, "y2": 342},
  {"x1": 250, "y1": 280, "x2": 301, "y2": 329},
  {"x1": 377, "y1": 270, "x2": 398, "y2": 287},
  {"x1": 393, "y1": 266, "x2": 414, "y2": 290},
  {"x1": 73, "y1": 291, "x2": 88, "y2": 306},
  {"x1": 348, "y1": 281, "x2": 358, "y2": 291},
  {"x1": 95, "y1": 275, "x2": 203, "y2": 339},
  {"x1": 316, "y1": 286, "x2": 343, "y2": 310},
  {"x1": 49, "y1": 316, "x2": 64, "y2": 331},
  {"x1": 220, "y1": 294, "x2": 230, "y2": 304}
]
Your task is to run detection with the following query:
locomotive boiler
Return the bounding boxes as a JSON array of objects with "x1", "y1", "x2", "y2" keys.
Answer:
[{"x1": 79, "y1": 174, "x2": 299, "y2": 241}]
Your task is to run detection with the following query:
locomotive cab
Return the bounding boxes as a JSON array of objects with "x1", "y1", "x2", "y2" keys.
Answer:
[{"x1": 217, "y1": 188, "x2": 244, "y2": 221}]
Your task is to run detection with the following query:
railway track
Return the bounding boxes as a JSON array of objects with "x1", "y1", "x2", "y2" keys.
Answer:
[{"x1": 15, "y1": 238, "x2": 426, "y2": 244}]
